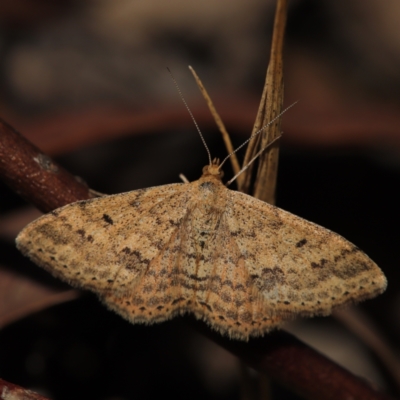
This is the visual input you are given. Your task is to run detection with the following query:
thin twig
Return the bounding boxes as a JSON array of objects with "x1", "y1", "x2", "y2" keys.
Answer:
[
  {"x1": 0, "y1": 118, "x2": 93, "y2": 213},
  {"x1": 188, "y1": 66, "x2": 242, "y2": 185}
]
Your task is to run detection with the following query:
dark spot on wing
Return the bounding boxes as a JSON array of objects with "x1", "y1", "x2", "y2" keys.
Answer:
[
  {"x1": 222, "y1": 280, "x2": 234, "y2": 289},
  {"x1": 268, "y1": 220, "x2": 283, "y2": 229},
  {"x1": 311, "y1": 259, "x2": 328, "y2": 269},
  {"x1": 296, "y1": 239, "x2": 307, "y2": 248},
  {"x1": 78, "y1": 200, "x2": 89, "y2": 208},
  {"x1": 235, "y1": 283, "x2": 245, "y2": 292},
  {"x1": 102, "y1": 214, "x2": 113, "y2": 225},
  {"x1": 131, "y1": 250, "x2": 150, "y2": 266},
  {"x1": 171, "y1": 297, "x2": 185, "y2": 305},
  {"x1": 226, "y1": 311, "x2": 238, "y2": 320},
  {"x1": 333, "y1": 246, "x2": 361, "y2": 262},
  {"x1": 240, "y1": 312, "x2": 252, "y2": 323},
  {"x1": 254, "y1": 266, "x2": 285, "y2": 292},
  {"x1": 199, "y1": 302, "x2": 212, "y2": 312},
  {"x1": 143, "y1": 284, "x2": 153, "y2": 293},
  {"x1": 154, "y1": 240, "x2": 164, "y2": 250},
  {"x1": 221, "y1": 292, "x2": 231, "y2": 303},
  {"x1": 187, "y1": 273, "x2": 207, "y2": 282}
]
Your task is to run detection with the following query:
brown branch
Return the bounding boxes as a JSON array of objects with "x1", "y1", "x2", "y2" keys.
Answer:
[
  {"x1": 0, "y1": 377, "x2": 51, "y2": 400},
  {"x1": 0, "y1": 118, "x2": 93, "y2": 213},
  {"x1": 1, "y1": 118, "x2": 395, "y2": 400},
  {"x1": 192, "y1": 321, "x2": 396, "y2": 400}
]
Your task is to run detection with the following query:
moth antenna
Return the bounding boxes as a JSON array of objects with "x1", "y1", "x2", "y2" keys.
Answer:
[
  {"x1": 167, "y1": 68, "x2": 212, "y2": 166},
  {"x1": 218, "y1": 101, "x2": 297, "y2": 170},
  {"x1": 226, "y1": 134, "x2": 282, "y2": 187}
]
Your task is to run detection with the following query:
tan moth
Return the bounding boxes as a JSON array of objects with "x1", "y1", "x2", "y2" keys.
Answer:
[
  {"x1": 16, "y1": 156, "x2": 386, "y2": 340},
  {"x1": 15, "y1": 71, "x2": 386, "y2": 340}
]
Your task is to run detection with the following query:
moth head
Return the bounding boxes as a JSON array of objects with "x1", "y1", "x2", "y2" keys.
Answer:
[{"x1": 202, "y1": 158, "x2": 224, "y2": 180}]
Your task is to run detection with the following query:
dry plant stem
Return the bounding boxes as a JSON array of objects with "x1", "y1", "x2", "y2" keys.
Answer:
[
  {"x1": 2, "y1": 121, "x2": 392, "y2": 400},
  {"x1": 192, "y1": 321, "x2": 396, "y2": 400},
  {"x1": 241, "y1": 0, "x2": 287, "y2": 203},
  {"x1": 240, "y1": 0, "x2": 286, "y2": 395},
  {"x1": 188, "y1": 66, "x2": 242, "y2": 185},
  {"x1": 0, "y1": 118, "x2": 93, "y2": 213},
  {"x1": 0, "y1": 377, "x2": 51, "y2": 400},
  {"x1": 239, "y1": 1, "x2": 287, "y2": 395}
]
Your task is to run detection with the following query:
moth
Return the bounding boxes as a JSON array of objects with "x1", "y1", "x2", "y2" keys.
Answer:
[{"x1": 16, "y1": 158, "x2": 387, "y2": 340}]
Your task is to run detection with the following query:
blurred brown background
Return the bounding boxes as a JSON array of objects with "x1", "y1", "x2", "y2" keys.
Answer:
[{"x1": 0, "y1": 1, "x2": 400, "y2": 399}]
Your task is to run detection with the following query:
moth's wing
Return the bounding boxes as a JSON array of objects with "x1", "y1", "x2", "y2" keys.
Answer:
[
  {"x1": 16, "y1": 183, "x2": 190, "y2": 298},
  {"x1": 102, "y1": 203, "x2": 199, "y2": 325},
  {"x1": 185, "y1": 209, "x2": 284, "y2": 340},
  {"x1": 226, "y1": 190, "x2": 387, "y2": 321}
]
